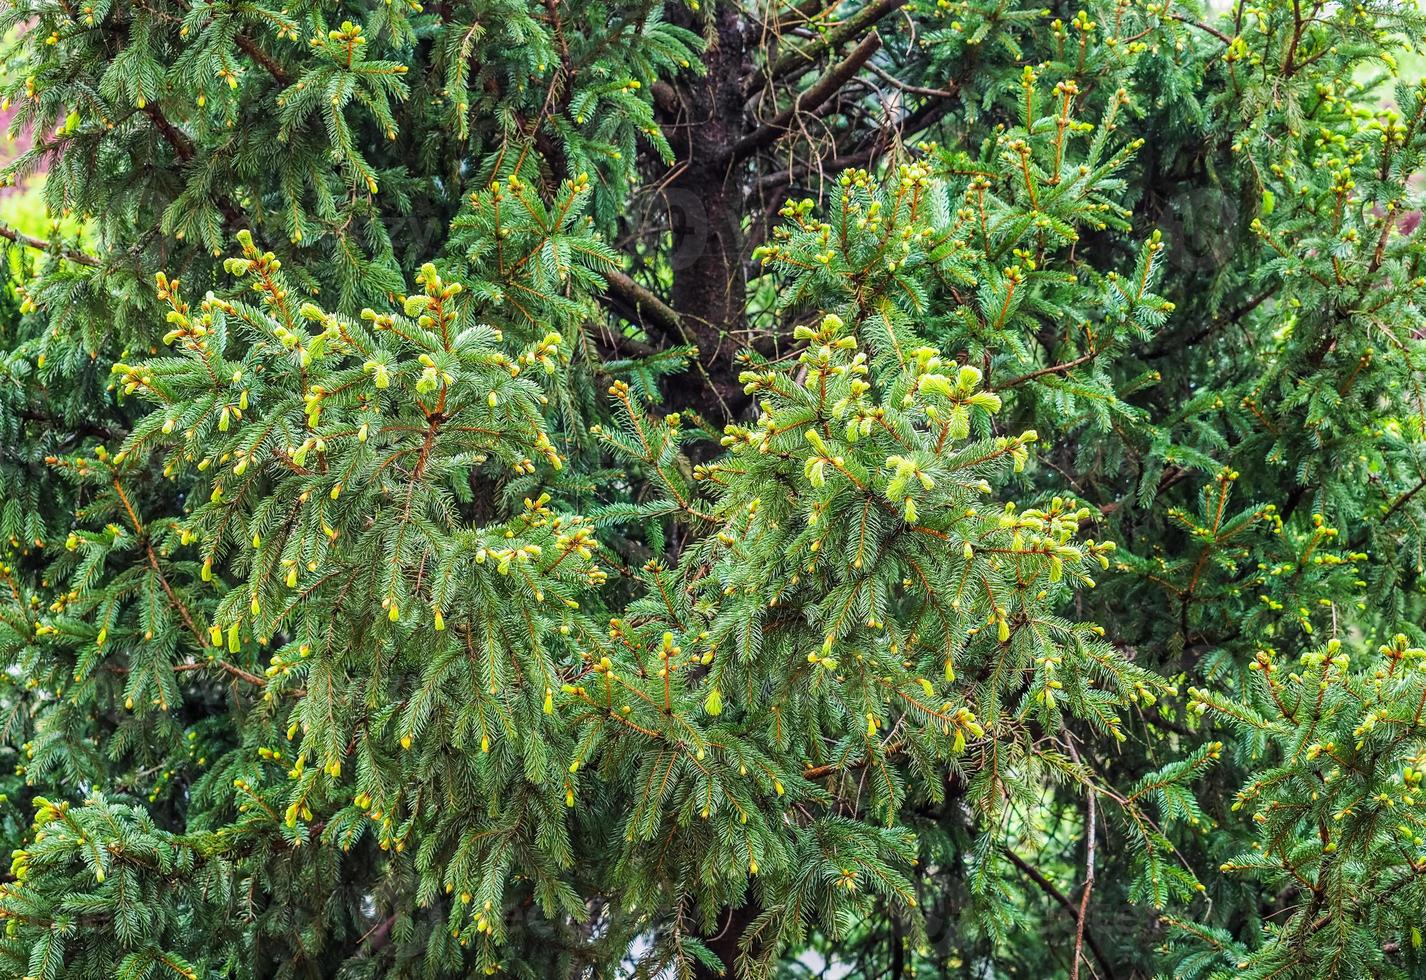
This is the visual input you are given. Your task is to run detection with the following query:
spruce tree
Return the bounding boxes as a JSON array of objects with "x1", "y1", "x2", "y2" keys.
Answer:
[{"x1": 2, "y1": 0, "x2": 1426, "y2": 976}]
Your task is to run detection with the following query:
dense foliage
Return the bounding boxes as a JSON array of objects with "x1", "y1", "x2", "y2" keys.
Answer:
[{"x1": 2, "y1": 0, "x2": 1426, "y2": 975}]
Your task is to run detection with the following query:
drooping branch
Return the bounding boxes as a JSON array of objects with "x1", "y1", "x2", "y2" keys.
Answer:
[
  {"x1": 142, "y1": 104, "x2": 196, "y2": 162},
  {"x1": 1384, "y1": 475, "x2": 1426, "y2": 521}
]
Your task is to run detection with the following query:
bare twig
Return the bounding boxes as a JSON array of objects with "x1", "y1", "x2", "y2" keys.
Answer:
[
  {"x1": 1003, "y1": 845, "x2": 1116, "y2": 978},
  {"x1": 757, "y1": 0, "x2": 905, "y2": 89},
  {"x1": 0, "y1": 221, "x2": 100, "y2": 267},
  {"x1": 864, "y1": 60, "x2": 958, "y2": 99},
  {"x1": 1067, "y1": 738, "x2": 1099, "y2": 980},
  {"x1": 732, "y1": 31, "x2": 883, "y2": 162},
  {"x1": 1168, "y1": 13, "x2": 1233, "y2": 45}
]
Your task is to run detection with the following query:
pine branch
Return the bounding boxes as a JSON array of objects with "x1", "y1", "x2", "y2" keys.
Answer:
[
  {"x1": 1383, "y1": 475, "x2": 1426, "y2": 521},
  {"x1": 1168, "y1": 12, "x2": 1234, "y2": 45},
  {"x1": 140, "y1": 105, "x2": 253, "y2": 230},
  {"x1": 141, "y1": 104, "x2": 196, "y2": 162},
  {"x1": 994, "y1": 349, "x2": 1100, "y2": 390}
]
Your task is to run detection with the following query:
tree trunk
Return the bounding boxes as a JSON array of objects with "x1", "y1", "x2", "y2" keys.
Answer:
[
  {"x1": 694, "y1": 902, "x2": 760, "y2": 980},
  {"x1": 660, "y1": 3, "x2": 753, "y2": 427}
]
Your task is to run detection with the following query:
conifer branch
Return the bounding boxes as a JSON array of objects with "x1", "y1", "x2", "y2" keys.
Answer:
[
  {"x1": 994, "y1": 349, "x2": 1100, "y2": 389},
  {"x1": 141, "y1": 104, "x2": 196, "y2": 162},
  {"x1": 1383, "y1": 475, "x2": 1426, "y2": 521},
  {"x1": 1168, "y1": 12, "x2": 1234, "y2": 44}
]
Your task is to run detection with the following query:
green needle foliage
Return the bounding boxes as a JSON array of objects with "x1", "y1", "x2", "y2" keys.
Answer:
[
  {"x1": 3, "y1": 0, "x2": 1426, "y2": 975},
  {"x1": 1169, "y1": 633, "x2": 1426, "y2": 978}
]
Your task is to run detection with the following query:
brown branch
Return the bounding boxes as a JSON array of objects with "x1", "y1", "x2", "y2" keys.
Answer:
[
  {"x1": 731, "y1": 31, "x2": 883, "y2": 163},
  {"x1": 603, "y1": 266, "x2": 683, "y2": 339},
  {"x1": 142, "y1": 104, "x2": 195, "y2": 162},
  {"x1": 995, "y1": 349, "x2": 1099, "y2": 390},
  {"x1": 1068, "y1": 739, "x2": 1098, "y2": 980},
  {"x1": 864, "y1": 60, "x2": 958, "y2": 99},
  {"x1": 145, "y1": 543, "x2": 206, "y2": 648},
  {"x1": 1384, "y1": 476, "x2": 1426, "y2": 521},
  {"x1": 1002, "y1": 847, "x2": 1116, "y2": 978},
  {"x1": 113, "y1": 475, "x2": 210, "y2": 657},
  {"x1": 0, "y1": 221, "x2": 100, "y2": 267},
  {"x1": 802, "y1": 740, "x2": 905, "y2": 780},
  {"x1": 140, "y1": 104, "x2": 249, "y2": 229},
  {"x1": 756, "y1": 0, "x2": 905, "y2": 90},
  {"x1": 520, "y1": 88, "x2": 683, "y2": 357},
  {"x1": 1168, "y1": 13, "x2": 1233, "y2": 44},
  {"x1": 235, "y1": 34, "x2": 293, "y2": 86},
  {"x1": 174, "y1": 659, "x2": 267, "y2": 687},
  {"x1": 1145, "y1": 287, "x2": 1276, "y2": 360},
  {"x1": 542, "y1": 0, "x2": 573, "y2": 82}
]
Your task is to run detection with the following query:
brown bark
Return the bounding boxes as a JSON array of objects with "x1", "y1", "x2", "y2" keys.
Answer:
[
  {"x1": 658, "y1": 3, "x2": 755, "y2": 427},
  {"x1": 693, "y1": 902, "x2": 760, "y2": 980}
]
